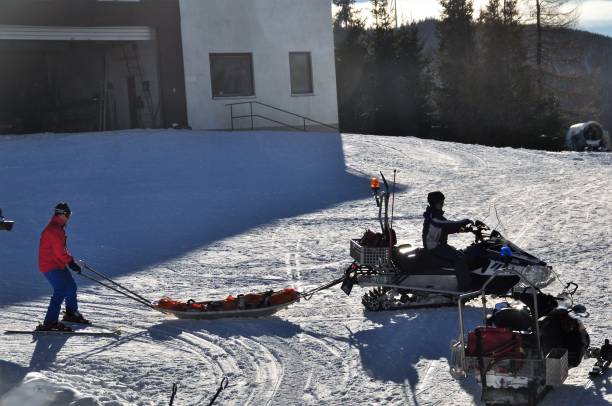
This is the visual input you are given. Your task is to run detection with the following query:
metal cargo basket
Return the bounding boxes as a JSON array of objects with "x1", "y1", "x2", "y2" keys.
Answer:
[
  {"x1": 350, "y1": 239, "x2": 391, "y2": 267},
  {"x1": 545, "y1": 348, "x2": 568, "y2": 386}
]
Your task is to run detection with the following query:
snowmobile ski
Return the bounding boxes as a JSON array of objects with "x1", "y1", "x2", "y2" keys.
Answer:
[
  {"x1": 588, "y1": 362, "x2": 610, "y2": 378},
  {"x1": 361, "y1": 286, "x2": 458, "y2": 311},
  {"x1": 4, "y1": 329, "x2": 119, "y2": 337},
  {"x1": 586, "y1": 340, "x2": 611, "y2": 378}
]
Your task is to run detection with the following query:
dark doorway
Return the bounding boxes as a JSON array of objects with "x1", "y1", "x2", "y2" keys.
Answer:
[{"x1": 0, "y1": 40, "x2": 161, "y2": 134}]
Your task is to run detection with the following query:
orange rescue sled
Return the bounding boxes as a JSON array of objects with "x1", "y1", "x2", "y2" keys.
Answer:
[{"x1": 154, "y1": 288, "x2": 300, "y2": 319}]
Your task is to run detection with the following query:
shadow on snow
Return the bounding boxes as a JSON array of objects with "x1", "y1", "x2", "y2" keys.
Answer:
[{"x1": 0, "y1": 130, "x2": 370, "y2": 307}]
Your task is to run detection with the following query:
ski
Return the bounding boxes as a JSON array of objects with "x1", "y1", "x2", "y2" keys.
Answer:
[
  {"x1": 4, "y1": 330, "x2": 119, "y2": 337},
  {"x1": 63, "y1": 321, "x2": 122, "y2": 336}
]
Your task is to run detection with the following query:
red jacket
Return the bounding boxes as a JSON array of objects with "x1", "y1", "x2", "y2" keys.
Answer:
[{"x1": 39, "y1": 215, "x2": 74, "y2": 273}]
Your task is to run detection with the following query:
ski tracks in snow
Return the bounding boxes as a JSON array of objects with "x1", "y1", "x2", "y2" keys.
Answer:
[{"x1": 1, "y1": 134, "x2": 610, "y2": 405}]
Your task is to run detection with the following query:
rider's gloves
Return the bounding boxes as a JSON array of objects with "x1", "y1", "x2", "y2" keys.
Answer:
[
  {"x1": 459, "y1": 219, "x2": 473, "y2": 232},
  {"x1": 68, "y1": 261, "x2": 82, "y2": 273}
]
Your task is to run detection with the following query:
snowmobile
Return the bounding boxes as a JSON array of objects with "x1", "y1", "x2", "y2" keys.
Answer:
[
  {"x1": 449, "y1": 266, "x2": 590, "y2": 405},
  {"x1": 340, "y1": 173, "x2": 554, "y2": 310}
]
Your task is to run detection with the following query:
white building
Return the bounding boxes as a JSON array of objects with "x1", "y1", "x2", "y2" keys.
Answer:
[
  {"x1": 0, "y1": 0, "x2": 338, "y2": 134},
  {"x1": 180, "y1": 0, "x2": 339, "y2": 131}
]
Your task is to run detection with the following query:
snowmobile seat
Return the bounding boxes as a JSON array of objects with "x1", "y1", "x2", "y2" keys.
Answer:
[
  {"x1": 392, "y1": 246, "x2": 456, "y2": 275},
  {"x1": 490, "y1": 306, "x2": 533, "y2": 332}
]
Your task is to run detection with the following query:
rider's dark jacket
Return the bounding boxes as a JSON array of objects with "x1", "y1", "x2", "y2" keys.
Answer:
[{"x1": 422, "y1": 206, "x2": 469, "y2": 250}]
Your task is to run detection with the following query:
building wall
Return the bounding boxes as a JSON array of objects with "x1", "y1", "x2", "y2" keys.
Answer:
[
  {"x1": 179, "y1": 0, "x2": 339, "y2": 131},
  {"x1": 0, "y1": 0, "x2": 188, "y2": 129}
]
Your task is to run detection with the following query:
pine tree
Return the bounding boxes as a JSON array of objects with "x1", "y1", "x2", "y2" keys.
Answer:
[
  {"x1": 370, "y1": 0, "x2": 393, "y2": 31},
  {"x1": 436, "y1": 0, "x2": 478, "y2": 141},
  {"x1": 367, "y1": 0, "x2": 396, "y2": 134},
  {"x1": 531, "y1": 0, "x2": 578, "y2": 85},
  {"x1": 477, "y1": 0, "x2": 563, "y2": 147},
  {"x1": 478, "y1": 0, "x2": 522, "y2": 142},
  {"x1": 333, "y1": 0, "x2": 359, "y2": 28},
  {"x1": 393, "y1": 24, "x2": 433, "y2": 136},
  {"x1": 333, "y1": 0, "x2": 369, "y2": 132}
]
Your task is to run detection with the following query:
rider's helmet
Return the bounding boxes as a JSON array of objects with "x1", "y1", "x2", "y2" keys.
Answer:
[{"x1": 427, "y1": 191, "x2": 445, "y2": 206}]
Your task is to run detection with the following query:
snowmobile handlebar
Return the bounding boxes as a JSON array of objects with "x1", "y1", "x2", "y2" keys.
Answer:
[
  {"x1": 461, "y1": 220, "x2": 490, "y2": 241},
  {"x1": 564, "y1": 282, "x2": 579, "y2": 296}
]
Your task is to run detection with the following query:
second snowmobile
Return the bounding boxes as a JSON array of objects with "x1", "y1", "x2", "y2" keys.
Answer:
[{"x1": 341, "y1": 173, "x2": 554, "y2": 310}]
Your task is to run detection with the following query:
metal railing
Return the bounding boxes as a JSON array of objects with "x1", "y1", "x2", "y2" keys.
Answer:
[
  {"x1": 451, "y1": 266, "x2": 544, "y2": 379},
  {"x1": 226, "y1": 101, "x2": 338, "y2": 132}
]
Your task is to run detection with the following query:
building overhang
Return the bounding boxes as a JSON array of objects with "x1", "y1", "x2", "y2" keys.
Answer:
[{"x1": 0, "y1": 25, "x2": 155, "y2": 41}]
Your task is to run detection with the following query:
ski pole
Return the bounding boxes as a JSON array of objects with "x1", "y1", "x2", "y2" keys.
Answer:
[
  {"x1": 76, "y1": 271, "x2": 156, "y2": 309},
  {"x1": 208, "y1": 376, "x2": 228, "y2": 406},
  {"x1": 82, "y1": 262, "x2": 153, "y2": 306}
]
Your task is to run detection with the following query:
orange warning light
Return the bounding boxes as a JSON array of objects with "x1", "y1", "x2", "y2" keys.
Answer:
[{"x1": 370, "y1": 177, "x2": 380, "y2": 190}]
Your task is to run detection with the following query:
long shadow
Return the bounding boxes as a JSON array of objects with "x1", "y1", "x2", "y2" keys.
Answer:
[
  {"x1": 28, "y1": 336, "x2": 69, "y2": 370},
  {"x1": 148, "y1": 316, "x2": 303, "y2": 341},
  {"x1": 0, "y1": 130, "x2": 371, "y2": 307},
  {"x1": 536, "y1": 370, "x2": 611, "y2": 405},
  {"x1": 354, "y1": 307, "x2": 483, "y2": 402}
]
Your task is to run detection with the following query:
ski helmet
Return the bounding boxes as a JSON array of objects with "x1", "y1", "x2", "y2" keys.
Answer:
[
  {"x1": 427, "y1": 191, "x2": 445, "y2": 206},
  {"x1": 54, "y1": 202, "x2": 71, "y2": 217}
]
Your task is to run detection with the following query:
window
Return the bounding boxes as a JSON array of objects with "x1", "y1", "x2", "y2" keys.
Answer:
[
  {"x1": 209, "y1": 53, "x2": 254, "y2": 98},
  {"x1": 289, "y1": 52, "x2": 313, "y2": 95}
]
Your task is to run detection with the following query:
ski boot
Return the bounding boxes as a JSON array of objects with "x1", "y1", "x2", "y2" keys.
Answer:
[
  {"x1": 36, "y1": 321, "x2": 73, "y2": 332},
  {"x1": 62, "y1": 310, "x2": 91, "y2": 325}
]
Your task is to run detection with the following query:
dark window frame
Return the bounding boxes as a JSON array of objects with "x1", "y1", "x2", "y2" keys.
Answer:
[
  {"x1": 209, "y1": 52, "x2": 255, "y2": 98},
  {"x1": 289, "y1": 51, "x2": 313, "y2": 95}
]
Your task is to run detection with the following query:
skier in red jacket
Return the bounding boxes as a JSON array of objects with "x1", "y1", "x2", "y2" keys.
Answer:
[{"x1": 38, "y1": 202, "x2": 89, "y2": 331}]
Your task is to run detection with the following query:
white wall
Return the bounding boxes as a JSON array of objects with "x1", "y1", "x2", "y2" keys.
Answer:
[{"x1": 179, "y1": 0, "x2": 338, "y2": 131}]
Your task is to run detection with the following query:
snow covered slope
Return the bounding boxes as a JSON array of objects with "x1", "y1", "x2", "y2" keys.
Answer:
[{"x1": 0, "y1": 131, "x2": 610, "y2": 405}]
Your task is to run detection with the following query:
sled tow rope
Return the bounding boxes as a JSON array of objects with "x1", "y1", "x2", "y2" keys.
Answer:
[
  {"x1": 78, "y1": 262, "x2": 157, "y2": 310},
  {"x1": 299, "y1": 273, "x2": 347, "y2": 301}
]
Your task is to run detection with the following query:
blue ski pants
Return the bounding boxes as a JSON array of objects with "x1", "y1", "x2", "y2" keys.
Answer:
[{"x1": 43, "y1": 268, "x2": 78, "y2": 325}]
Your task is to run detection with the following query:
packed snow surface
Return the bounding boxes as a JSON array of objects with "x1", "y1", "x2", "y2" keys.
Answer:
[{"x1": 0, "y1": 130, "x2": 610, "y2": 405}]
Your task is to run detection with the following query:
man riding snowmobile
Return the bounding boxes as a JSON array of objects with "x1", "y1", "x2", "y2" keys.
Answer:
[
  {"x1": 422, "y1": 191, "x2": 473, "y2": 290},
  {"x1": 342, "y1": 174, "x2": 555, "y2": 310}
]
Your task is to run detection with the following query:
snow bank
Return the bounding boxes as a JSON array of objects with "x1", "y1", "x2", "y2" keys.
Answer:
[{"x1": 1, "y1": 371, "x2": 95, "y2": 406}]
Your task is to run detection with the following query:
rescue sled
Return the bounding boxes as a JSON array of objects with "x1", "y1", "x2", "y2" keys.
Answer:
[{"x1": 154, "y1": 288, "x2": 300, "y2": 320}]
